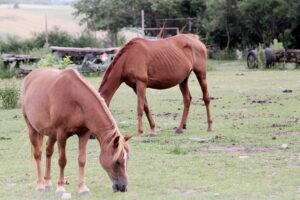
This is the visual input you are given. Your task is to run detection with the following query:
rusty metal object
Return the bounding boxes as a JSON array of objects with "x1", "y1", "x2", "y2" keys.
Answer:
[
  {"x1": 50, "y1": 46, "x2": 119, "y2": 64},
  {"x1": 273, "y1": 49, "x2": 300, "y2": 63}
]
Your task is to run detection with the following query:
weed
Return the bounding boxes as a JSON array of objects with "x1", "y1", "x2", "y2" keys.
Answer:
[
  {"x1": 170, "y1": 145, "x2": 187, "y2": 155},
  {"x1": 0, "y1": 84, "x2": 19, "y2": 109}
]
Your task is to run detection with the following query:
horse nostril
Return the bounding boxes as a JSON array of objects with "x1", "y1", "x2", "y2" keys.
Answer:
[
  {"x1": 112, "y1": 184, "x2": 119, "y2": 192},
  {"x1": 120, "y1": 185, "x2": 127, "y2": 192}
]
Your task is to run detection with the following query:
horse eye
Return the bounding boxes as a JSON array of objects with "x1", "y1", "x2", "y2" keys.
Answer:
[{"x1": 116, "y1": 160, "x2": 121, "y2": 165}]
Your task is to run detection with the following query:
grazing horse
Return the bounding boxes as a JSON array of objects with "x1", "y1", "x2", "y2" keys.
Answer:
[
  {"x1": 22, "y1": 68, "x2": 132, "y2": 195},
  {"x1": 99, "y1": 34, "x2": 212, "y2": 136}
]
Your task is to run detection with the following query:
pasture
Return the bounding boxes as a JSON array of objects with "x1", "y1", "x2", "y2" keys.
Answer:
[{"x1": 0, "y1": 60, "x2": 299, "y2": 200}]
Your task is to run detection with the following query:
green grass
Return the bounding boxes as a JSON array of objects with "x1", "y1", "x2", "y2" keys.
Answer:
[{"x1": 0, "y1": 60, "x2": 300, "y2": 199}]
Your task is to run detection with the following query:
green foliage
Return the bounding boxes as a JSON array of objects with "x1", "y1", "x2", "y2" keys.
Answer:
[
  {"x1": 0, "y1": 28, "x2": 103, "y2": 54},
  {"x1": 215, "y1": 50, "x2": 237, "y2": 60},
  {"x1": 271, "y1": 39, "x2": 284, "y2": 50},
  {"x1": 37, "y1": 54, "x2": 73, "y2": 70},
  {"x1": 0, "y1": 59, "x2": 15, "y2": 79},
  {"x1": 37, "y1": 54, "x2": 58, "y2": 68},
  {"x1": 73, "y1": 0, "x2": 300, "y2": 49},
  {"x1": 28, "y1": 44, "x2": 51, "y2": 58},
  {"x1": 60, "y1": 56, "x2": 73, "y2": 70},
  {"x1": 0, "y1": 68, "x2": 16, "y2": 79},
  {"x1": 0, "y1": 84, "x2": 19, "y2": 109}
]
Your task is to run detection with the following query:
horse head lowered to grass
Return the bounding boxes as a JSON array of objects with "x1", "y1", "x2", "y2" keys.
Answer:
[
  {"x1": 99, "y1": 34, "x2": 213, "y2": 136},
  {"x1": 22, "y1": 68, "x2": 132, "y2": 195}
]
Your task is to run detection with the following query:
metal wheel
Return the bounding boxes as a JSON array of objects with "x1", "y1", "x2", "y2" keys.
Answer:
[{"x1": 247, "y1": 51, "x2": 258, "y2": 69}]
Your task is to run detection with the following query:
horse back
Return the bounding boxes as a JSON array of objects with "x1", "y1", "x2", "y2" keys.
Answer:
[{"x1": 22, "y1": 68, "x2": 85, "y2": 134}]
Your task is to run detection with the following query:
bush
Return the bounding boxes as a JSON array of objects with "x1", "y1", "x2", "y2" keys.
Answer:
[
  {"x1": 37, "y1": 54, "x2": 73, "y2": 70},
  {"x1": 0, "y1": 85, "x2": 19, "y2": 109},
  {"x1": 217, "y1": 50, "x2": 237, "y2": 60},
  {"x1": 0, "y1": 59, "x2": 16, "y2": 79},
  {"x1": 0, "y1": 28, "x2": 104, "y2": 55}
]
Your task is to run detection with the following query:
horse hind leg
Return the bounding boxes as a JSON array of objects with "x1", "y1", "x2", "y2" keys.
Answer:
[
  {"x1": 135, "y1": 81, "x2": 147, "y2": 136},
  {"x1": 194, "y1": 69, "x2": 213, "y2": 132},
  {"x1": 44, "y1": 137, "x2": 56, "y2": 191},
  {"x1": 56, "y1": 131, "x2": 67, "y2": 195},
  {"x1": 26, "y1": 122, "x2": 45, "y2": 192},
  {"x1": 176, "y1": 77, "x2": 192, "y2": 134}
]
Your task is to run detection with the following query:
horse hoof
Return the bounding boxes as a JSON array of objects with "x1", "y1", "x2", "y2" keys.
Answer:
[
  {"x1": 175, "y1": 128, "x2": 183, "y2": 134},
  {"x1": 55, "y1": 187, "x2": 66, "y2": 196},
  {"x1": 79, "y1": 190, "x2": 90, "y2": 196},
  {"x1": 45, "y1": 181, "x2": 52, "y2": 191},
  {"x1": 149, "y1": 133, "x2": 157, "y2": 137},
  {"x1": 45, "y1": 185, "x2": 52, "y2": 191},
  {"x1": 36, "y1": 186, "x2": 45, "y2": 193},
  {"x1": 207, "y1": 128, "x2": 213, "y2": 132},
  {"x1": 79, "y1": 186, "x2": 90, "y2": 196}
]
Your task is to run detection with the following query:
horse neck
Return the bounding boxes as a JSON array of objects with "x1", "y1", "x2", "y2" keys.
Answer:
[
  {"x1": 77, "y1": 87, "x2": 118, "y2": 142},
  {"x1": 99, "y1": 60, "x2": 123, "y2": 106}
]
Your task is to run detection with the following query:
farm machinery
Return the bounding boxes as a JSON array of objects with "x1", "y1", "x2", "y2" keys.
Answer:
[{"x1": 247, "y1": 48, "x2": 300, "y2": 68}]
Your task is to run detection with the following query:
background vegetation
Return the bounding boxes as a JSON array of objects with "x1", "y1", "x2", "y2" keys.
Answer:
[{"x1": 74, "y1": 0, "x2": 300, "y2": 49}]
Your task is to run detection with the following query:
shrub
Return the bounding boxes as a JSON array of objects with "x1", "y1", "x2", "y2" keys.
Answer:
[
  {"x1": 0, "y1": 28, "x2": 104, "y2": 55},
  {"x1": 217, "y1": 50, "x2": 237, "y2": 60},
  {"x1": 0, "y1": 85, "x2": 19, "y2": 109},
  {"x1": 0, "y1": 59, "x2": 15, "y2": 79},
  {"x1": 37, "y1": 54, "x2": 73, "y2": 70}
]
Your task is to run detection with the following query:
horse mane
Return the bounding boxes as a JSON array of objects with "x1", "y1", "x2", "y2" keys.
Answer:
[{"x1": 99, "y1": 38, "x2": 144, "y2": 91}]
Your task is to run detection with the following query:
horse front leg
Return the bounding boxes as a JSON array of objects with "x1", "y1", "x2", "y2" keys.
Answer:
[
  {"x1": 56, "y1": 134, "x2": 67, "y2": 195},
  {"x1": 136, "y1": 82, "x2": 147, "y2": 136},
  {"x1": 132, "y1": 87, "x2": 156, "y2": 136},
  {"x1": 78, "y1": 133, "x2": 90, "y2": 195}
]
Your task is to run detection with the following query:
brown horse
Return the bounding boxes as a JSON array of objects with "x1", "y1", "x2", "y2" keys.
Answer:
[
  {"x1": 22, "y1": 68, "x2": 132, "y2": 195},
  {"x1": 99, "y1": 34, "x2": 212, "y2": 136}
]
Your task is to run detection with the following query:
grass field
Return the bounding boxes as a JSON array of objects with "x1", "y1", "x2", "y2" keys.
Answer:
[
  {"x1": 0, "y1": 4, "x2": 82, "y2": 38},
  {"x1": 0, "y1": 60, "x2": 299, "y2": 200}
]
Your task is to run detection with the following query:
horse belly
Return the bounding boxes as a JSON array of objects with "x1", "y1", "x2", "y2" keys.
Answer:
[{"x1": 147, "y1": 63, "x2": 192, "y2": 89}]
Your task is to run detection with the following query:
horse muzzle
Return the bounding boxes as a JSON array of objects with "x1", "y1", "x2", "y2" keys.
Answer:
[{"x1": 112, "y1": 183, "x2": 128, "y2": 192}]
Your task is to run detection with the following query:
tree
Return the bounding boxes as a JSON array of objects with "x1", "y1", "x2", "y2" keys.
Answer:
[
  {"x1": 239, "y1": 0, "x2": 291, "y2": 47},
  {"x1": 74, "y1": 0, "x2": 134, "y2": 46},
  {"x1": 205, "y1": 0, "x2": 242, "y2": 49}
]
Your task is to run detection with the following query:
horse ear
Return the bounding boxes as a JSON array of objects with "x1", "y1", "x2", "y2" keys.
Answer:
[
  {"x1": 113, "y1": 136, "x2": 120, "y2": 148},
  {"x1": 124, "y1": 135, "x2": 133, "y2": 142}
]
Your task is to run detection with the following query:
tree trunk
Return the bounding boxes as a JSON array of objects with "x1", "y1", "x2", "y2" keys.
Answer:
[
  {"x1": 225, "y1": 0, "x2": 230, "y2": 50},
  {"x1": 109, "y1": 31, "x2": 118, "y2": 47}
]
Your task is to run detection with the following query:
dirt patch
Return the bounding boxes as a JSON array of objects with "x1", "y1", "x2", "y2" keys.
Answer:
[
  {"x1": 0, "y1": 137, "x2": 11, "y2": 140},
  {"x1": 282, "y1": 89, "x2": 293, "y2": 93},
  {"x1": 155, "y1": 112, "x2": 178, "y2": 119},
  {"x1": 269, "y1": 132, "x2": 300, "y2": 136},
  {"x1": 193, "y1": 146, "x2": 275, "y2": 154},
  {"x1": 270, "y1": 123, "x2": 291, "y2": 128}
]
